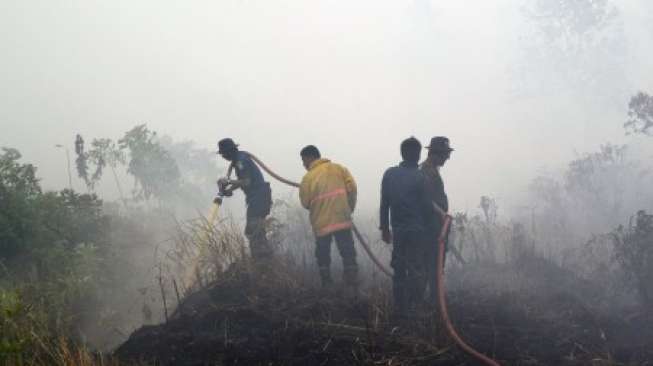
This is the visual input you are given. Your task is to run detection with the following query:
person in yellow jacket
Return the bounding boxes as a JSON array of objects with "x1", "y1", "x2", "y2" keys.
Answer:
[{"x1": 299, "y1": 145, "x2": 358, "y2": 290}]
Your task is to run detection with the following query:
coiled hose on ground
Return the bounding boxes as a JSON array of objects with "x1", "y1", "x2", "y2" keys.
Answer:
[{"x1": 243, "y1": 151, "x2": 501, "y2": 366}]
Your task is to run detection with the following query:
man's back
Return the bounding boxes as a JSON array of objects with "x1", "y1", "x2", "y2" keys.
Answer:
[
  {"x1": 302, "y1": 160, "x2": 354, "y2": 203},
  {"x1": 380, "y1": 161, "x2": 430, "y2": 233},
  {"x1": 232, "y1": 152, "x2": 266, "y2": 196},
  {"x1": 300, "y1": 159, "x2": 357, "y2": 236}
]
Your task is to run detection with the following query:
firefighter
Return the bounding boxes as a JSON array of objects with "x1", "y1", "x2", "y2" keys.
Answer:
[
  {"x1": 380, "y1": 137, "x2": 432, "y2": 317},
  {"x1": 298, "y1": 145, "x2": 358, "y2": 293},
  {"x1": 216, "y1": 138, "x2": 273, "y2": 261},
  {"x1": 420, "y1": 136, "x2": 453, "y2": 305}
]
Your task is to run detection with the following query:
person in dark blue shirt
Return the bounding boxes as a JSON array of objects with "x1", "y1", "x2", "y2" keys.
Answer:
[
  {"x1": 380, "y1": 137, "x2": 433, "y2": 317},
  {"x1": 217, "y1": 138, "x2": 273, "y2": 261}
]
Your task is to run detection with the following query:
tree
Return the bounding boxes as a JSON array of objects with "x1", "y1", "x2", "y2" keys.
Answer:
[
  {"x1": 611, "y1": 210, "x2": 653, "y2": 307},
  {"x1": 74, "y1": 134, "x2": 104, "y2": 192},
  {"x1": 625, "y1": 91, "x2": 653, "y2": 135},
  {"x1": 74, "y1": 135, "x2": 126, "y2": 197},
  {"x1": 158, "y1": 135, "x2": 222, "y2": 209},
  {"x1": 74, "y1": 124, "x2": 216, "y2": 207},
  {"x1": 118, "y1": 124, "x2": 181, "y2": 201},
  {"x1": 74, "y1": 135, "x2": 89, "y2": 189},
  {"x1": 0, "y1": 148, "x2": 41, "y2": 259},
  {"x1": 519, "y1": 0, "x2": 625, "y2": 100},
  {"x1": 0, "y1": 148, "x2": 108, "y2": 261},
  {"x1": 529, "y1": 143, "x2": 652, "y2": 260},
  {"x1": 526, "y1": 0, "x2": 618, "y2": 49},
  {"x1": 88, "y1": 138, "x2": 127, "y2": 203}
]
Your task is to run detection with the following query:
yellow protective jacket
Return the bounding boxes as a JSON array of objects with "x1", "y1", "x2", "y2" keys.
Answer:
[{"x1": 299, "y1": 159, "x2": 357, "y2": 237}]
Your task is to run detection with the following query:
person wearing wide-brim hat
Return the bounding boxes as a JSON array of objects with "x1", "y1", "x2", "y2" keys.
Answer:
[
  {"x1": 425, "y1": 136, "x2": 454, "y2": 154},
  {"x1": 216, "y1": 138, "x2": 273, "y2": 261},
  {"x1": 420, "y1": 136, "x2": 453, "y2": 306}
]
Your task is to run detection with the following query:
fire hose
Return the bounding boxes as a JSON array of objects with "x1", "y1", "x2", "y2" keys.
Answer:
[
  {"x1": 434, "y1": 211, "x2": 500, "y2": 366},
  {"x1": 242, "y1": 152, "x2": 392, "y2": 277},
  {"x1": 237, "y1": 151, "x2": 501, "y2": 366}
]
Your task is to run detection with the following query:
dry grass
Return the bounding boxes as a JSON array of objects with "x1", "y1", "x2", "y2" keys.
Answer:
[
  {"x1": 167, "y1": 208, "x2": 247, "y2": 293},
  {"x1": 0, "y1": 336, "x2": 131, "y2": 366}
]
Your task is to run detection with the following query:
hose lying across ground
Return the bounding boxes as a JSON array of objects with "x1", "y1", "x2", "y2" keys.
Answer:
[
  {"x1": 436, "y1": 214, "x2": 500, "y2": 366},
  {"x1": 244, "y1": 151, "x2": 501, "y2": 366}
]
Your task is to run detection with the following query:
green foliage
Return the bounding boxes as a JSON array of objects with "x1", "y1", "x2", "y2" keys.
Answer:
[
  {"x1": 0, "y1": 147, "x2": 141, "y2": 361},
  {"x1": 118, "y1": 125, "x2": 181, "y2": 201},
  {"x1": 0, "y1": 283, "x2": 100, "y2": 364},
  {"x1": 0, "y1": 148, "x2": 40, "y2": 197},
  {"x1": 625, "y1": 91, "x2": 653, "y2": 136},
  {"x1": 1, "y1": 148, "x2": 42, "y2": 260},
  {"x1": 75, "y1": 135, "x2": 126, "y2": 192},
  {"x1": 88, "y1": 138, "x2": 126, "y2": 186},
  {"x1": 1, "y1": 147, "x2": 111, "y2": 329},
  {"x1": 36, "y1": 190, "x2": 108, "y2": 250},
  {"x1": 75, "y1": 124, "x2": 219, "y2": 207},
  {"x1": 75, "y1": 135, "x2": 90, "y2": 189},
  {"x1": 0, "y1": 290, "x2": 35, "y2": 363},
  {"x1": 1, "y1": 147, "x2": 108, "y2": 261}
]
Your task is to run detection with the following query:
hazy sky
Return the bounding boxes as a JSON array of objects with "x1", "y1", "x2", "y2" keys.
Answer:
[{"x1": 2, "y1": 0, "x2": 652, "y2": 216}]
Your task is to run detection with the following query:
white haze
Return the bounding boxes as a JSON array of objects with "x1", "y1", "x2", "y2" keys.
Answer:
[{"x1": 2, "y1": 0, "x2": 653, "y2": 219}]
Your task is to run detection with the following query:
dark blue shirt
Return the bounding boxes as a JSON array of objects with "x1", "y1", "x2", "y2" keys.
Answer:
[
  {"x1": 380, "y1": 161, "x2": 433, "y2": 233},
  {"x1": 232, "y1": 152, "x2": 267, "y2": 202}
]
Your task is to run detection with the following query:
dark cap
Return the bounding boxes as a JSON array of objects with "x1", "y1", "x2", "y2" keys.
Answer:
[
  {"x1": 217, "y1": 138, "x2": 239, "y2": 154},
  {"x1": 425, "y1": 136, "x2": 454, "y2": 153}
]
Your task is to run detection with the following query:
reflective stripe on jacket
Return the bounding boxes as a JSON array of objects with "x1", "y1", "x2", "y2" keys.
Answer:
[{"x1": 299, "y1": 159, "x2": 357, "y2": 237}]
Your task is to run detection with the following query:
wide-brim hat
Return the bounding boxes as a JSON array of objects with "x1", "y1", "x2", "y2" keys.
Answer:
[
  {"x1": 425, "y1": 136, "x2": 454, "y2": 152},
  {"x1": 217, "y1": 138, "x2": 239, "y2": 154}
]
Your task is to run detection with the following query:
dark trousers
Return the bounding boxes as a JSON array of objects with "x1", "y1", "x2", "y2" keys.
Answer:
[
  {"x1": 245, "y1": 187, "x2": 272, "y2": 261},
  {"x1": 315, "y1": 229, "x2": 358, "y2": 284},
  {"x1": 424, "y1": 225, "x2": 449, "y2": 303},
  {"x1": 245, "y1": 215, "x2": 272, "y2": 260},
  {"x1": 391, "y1": 230, "x2": 427, "y2": 314},
  {"x1": 424, "y1": 240, "x2": 439, "y2": 303}
]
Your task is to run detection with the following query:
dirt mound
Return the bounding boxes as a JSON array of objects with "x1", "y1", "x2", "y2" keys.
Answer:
[{"x1": 115, "y1": 263, "x2": 653, "y2": 365}]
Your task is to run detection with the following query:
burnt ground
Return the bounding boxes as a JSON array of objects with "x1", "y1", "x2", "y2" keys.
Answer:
[{"x1": 115, "y1": 262, "x2": 653, "y2": 366}]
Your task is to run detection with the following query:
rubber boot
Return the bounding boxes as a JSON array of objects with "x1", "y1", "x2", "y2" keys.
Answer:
[{"x1": 319, "y1": 266, "x2": 333, "y2": 288}]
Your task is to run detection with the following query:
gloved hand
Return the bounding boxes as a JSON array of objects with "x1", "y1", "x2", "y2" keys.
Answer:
[
  {"x1": 217, "y1": 178, "x2": 232, "y2": 195},
  {"x1": 217, "y1": 178, "x2": 230, "y2": 188}
]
